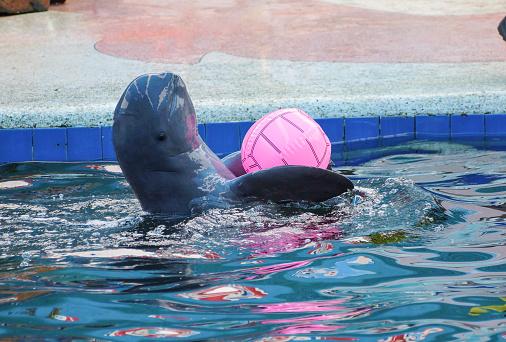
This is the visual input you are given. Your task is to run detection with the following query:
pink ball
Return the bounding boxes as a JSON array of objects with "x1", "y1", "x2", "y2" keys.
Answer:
[{"x1": 241, "y1": 108, "x2": 331, "y2": 174}]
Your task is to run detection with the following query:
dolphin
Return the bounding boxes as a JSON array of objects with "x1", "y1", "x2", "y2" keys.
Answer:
[
  {"x1": 113, "y1": 72, "x2": 353, "y2": 216},
  {"x1": 499, "y1": 16, "x2": 506, "y2": 41}
]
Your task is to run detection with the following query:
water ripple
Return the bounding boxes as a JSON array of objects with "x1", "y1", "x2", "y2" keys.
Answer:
[{"x1": 1, "y1": 141, "x2": 506, "y2": 340}]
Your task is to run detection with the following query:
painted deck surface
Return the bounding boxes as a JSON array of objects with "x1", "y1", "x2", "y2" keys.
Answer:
[{"x1": 0, "y1": 0, "x2": 504, "y2": 128}]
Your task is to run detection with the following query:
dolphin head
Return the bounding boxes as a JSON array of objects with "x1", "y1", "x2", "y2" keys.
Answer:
[
  {"x1": 113, "y1": 73, "x2": 200, "y2": 166},
  {"x1": 113, "y1": 73, "x2": 212, "y2": 216}
]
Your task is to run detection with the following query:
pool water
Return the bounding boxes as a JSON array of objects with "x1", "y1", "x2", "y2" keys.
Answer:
[{"x1": 0, "y1": 140, "x2": 505, "y2": 341}]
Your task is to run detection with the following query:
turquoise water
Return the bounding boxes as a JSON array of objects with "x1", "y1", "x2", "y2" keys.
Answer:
[{"x1": 0, "y1": 140, "x2": 505, "y2": 341}]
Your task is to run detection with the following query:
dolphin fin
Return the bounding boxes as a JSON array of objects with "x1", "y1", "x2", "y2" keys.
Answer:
[
  {"x1": 221, "y1": 151, "x2": 246, "y2": 177},
  {"x1": 227, "y1": 165, "x2": 353, "y2": 203}
]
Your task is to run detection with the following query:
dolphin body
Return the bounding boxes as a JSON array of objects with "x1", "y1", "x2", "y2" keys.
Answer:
[{"x1": 113, "y1": 73, "x2": 353, "y2": 216}]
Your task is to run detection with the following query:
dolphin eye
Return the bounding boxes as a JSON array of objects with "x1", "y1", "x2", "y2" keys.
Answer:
[{"x1": 158, "y1": 131, "x2": 166, "y2": 141}]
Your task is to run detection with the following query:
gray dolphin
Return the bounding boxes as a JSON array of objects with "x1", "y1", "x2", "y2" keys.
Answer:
[
  {"x1": 499, "y1": 16, "x2": 506, "y2": 41},
  {"x1": 113, "y1": 72, "x2": 353, "y2": 216}
]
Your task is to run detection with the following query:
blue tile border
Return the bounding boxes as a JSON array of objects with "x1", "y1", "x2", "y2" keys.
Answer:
[
  {"x1": 205, "y1": 122, "x2": 241, "y2": 155},
  {"x1": 345, "y1": 117, "x2": 379, "y2": 151},
  {"x1": 315, "y1": 118, "x2": 344, "y2": 143},
  {"x1": 67, "y1": 127, "x2": 102, "y2": 162},
  {"x1": 197, "y1": 124, "x2": 206, "y2": 141},
  {"x1": 381, "y1": 116, "x2": 415, "y2": 139},
  {"x1": 485, "y1": 114, "x2": 506, "y2": 137},
  {"x1": 0, "y1": 128, "x2": 32, "y2": 163},
  {"x1": 33, "y1": 128, "x2": 66, "y2": 161},
  {"x1": 238, "y1": 121, "x2": 254, "y2": 143},
  {"x1": 101, "y1": 126, "x2": 116, "y2": 161},
  {"x1": 415, "y1": 115, "x2": 450, "y2": 139},
  {"x1": 451, "y1": 114, "x2": 485, "y2": 138},
  {"x1": 0, "y1": 114, "x2": 504, "y2": 163},
  {"x1": 345, "y1": 117, "x2": 379, "y2": 142}
]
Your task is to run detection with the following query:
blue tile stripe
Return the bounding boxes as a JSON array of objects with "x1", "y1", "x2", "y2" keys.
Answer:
[
  {"x1": 67, "y1": 127, "x2": 102, "y2": 161},
  {"x1": 345, "y1": 117, "x2": 379, "y2": 142},
  {"x1": 381, "y1": 116, "x2": 415, "y2": 138},
  {"x1": 451, "y1": 114, "x2": 485, "y2": 138},
  {"x1": 485, "y1": 114, "x2": 506, "y2": 137},
  {"x1": 345, "y1": 117, "x2": 380, "y2": 151},
  {"x1": 415, "y1": 115, "x2": 450, "y2": 139},
  {"x1": 315, "y1": 118, "x2": 344, "y2": 143},
  {"x1": 101, "y1": 126, "x2": 116, "y2": 161},
  {"x1": 205, "y1": 122, "x2": 241, "y2": 155},
  {"x1": 0, "y1": 114, "x2": 505, "y2": 163},
  {"x1": 0, "y1": 128, "x2": 32, "y2": 162},
  {"x1": 33, "y1": 128, "x2": 66, "y2": 161}
]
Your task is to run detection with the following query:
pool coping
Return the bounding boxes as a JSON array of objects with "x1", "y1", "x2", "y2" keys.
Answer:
[{"x1": 0, "y1": 114, "x2": 505, "y2": 163}]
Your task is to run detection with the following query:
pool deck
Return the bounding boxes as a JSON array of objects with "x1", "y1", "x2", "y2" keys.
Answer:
[{"x1": 0, "y1": 0, "x2": 505, "y2": 128}]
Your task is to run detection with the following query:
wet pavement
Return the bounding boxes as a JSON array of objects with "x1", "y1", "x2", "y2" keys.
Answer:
[{"x1": 0, "y1": 0, "x2": 505, "y2": 127}]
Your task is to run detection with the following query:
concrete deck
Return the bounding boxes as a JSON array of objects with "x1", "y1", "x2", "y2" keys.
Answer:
[{"x1": 0, "y1": 0, "x2": 505, "y2": 128}]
